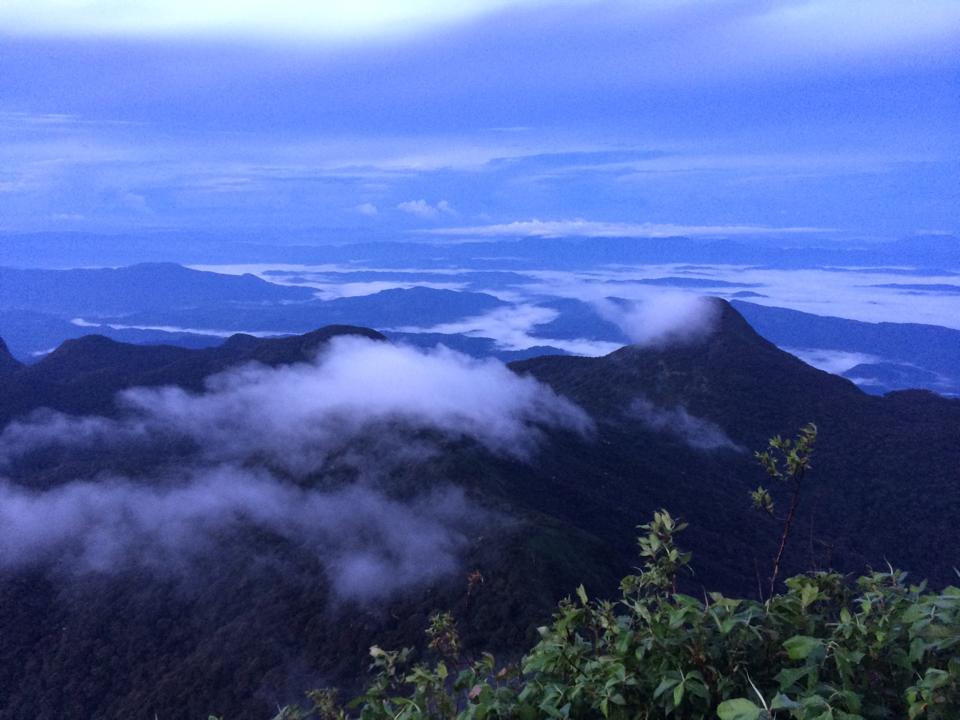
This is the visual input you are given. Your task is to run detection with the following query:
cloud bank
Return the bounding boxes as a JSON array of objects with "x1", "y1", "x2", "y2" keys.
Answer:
[
  {"x1": 0, "y1": 337, "x2": 592, "y2": 599},
  {"x1": 425, "y1": 219, "x2": 829, "y2": 239},
  {"x1": 0, "y1": 470, "x2": 474, "y2": 601},
  {"x1": 1, "y1": 336, "x2": 591, "y2": 471}
]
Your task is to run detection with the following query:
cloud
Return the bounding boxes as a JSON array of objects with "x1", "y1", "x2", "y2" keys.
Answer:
[
  {"x1": 397, "y1": 199, "x2": 458, "y2": 219},
  {"x1": 0, "y1": 0, "x2": 571, "y2": 39},
  {"x1": 629, "y1": 397, "x2": 740, "y2": 452},
  {"x1": 0, "y1": 469, "x2": 477, "y2": 601},
  {"x1": 594, "y1": 294, "x2": 720, "y2": 348},
  {"x1": 784, "y1": 347, "x2": 883, "y2": 375},
  {"x1": 1, "y1": 336, "x2": 591, "y2": 471},
  {"x1": 0, "y1": 337, "x2": 592, "y2": 597},
  {"x1": 424, "y1": 219, "x2": 830, "y2": 238},
  {"x1": 354, "y1": 202, "x2": 379, "y2": 216},
  {"x1": 391, "y1": 304, "x2": 622, "y2": 356}
]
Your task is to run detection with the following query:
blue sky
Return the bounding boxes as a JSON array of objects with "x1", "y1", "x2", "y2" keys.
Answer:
[{"x1": 0, "y1": 0, "x2": 958, "y2": 240}]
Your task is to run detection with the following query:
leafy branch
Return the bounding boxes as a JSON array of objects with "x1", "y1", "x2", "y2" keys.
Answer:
[{"x1": 752, "y1": 422, "x2": 818, "y2": 598}]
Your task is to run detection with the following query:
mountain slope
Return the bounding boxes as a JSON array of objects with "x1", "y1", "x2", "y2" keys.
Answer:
[
  {"x1": 0, "y1": 338, "x2": 22, "y2": 376},
  {"x1": 0, "y1": 302, "x2": 957, "y2": 718},
  {"x1": 510, "y1": 299, "x2": 960, "y2": 589}
]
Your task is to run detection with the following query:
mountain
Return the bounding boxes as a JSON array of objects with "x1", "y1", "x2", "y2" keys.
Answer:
[
  {"x1": 842, "y1": 362, "x2": 946, "y2": 394},
  {"x1": 84, "y1": 286, "x2": 509, "y2": 335},
  {"x1": 0, "y1": 271, "x2": 507, "y2": 360},
  {"x1": 0, "y1": 326, "x2": 385, "y2": 425},
  {"x1": 2, "y1": 232, "x2": 958, "y2": 272},
  {"x1": 0, "y1": 309, "x2": 226, "y2": 361},
  {"x1": 528, "y1": 298, "x2": 630, "y2": 343},
  {"x1": 509, "y1": 300, "x2": 960, "y2": 589},
  {"x1": 0, "y1": 300, "x2": 958, "y2": 718},
  {"x1": 384, "y1": 331, "x2": 570, "y2": 362},
  {"x1": 0, "y1": 263, "x2": 316, "y2": 317},
  {"x1": 732, "y1": 300, "x2": 960, "y2": 395}
]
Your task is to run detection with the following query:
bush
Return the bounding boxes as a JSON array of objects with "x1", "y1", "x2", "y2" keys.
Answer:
[{"x1": 267, "y1": 510, "x2": 959, "y2": 720}]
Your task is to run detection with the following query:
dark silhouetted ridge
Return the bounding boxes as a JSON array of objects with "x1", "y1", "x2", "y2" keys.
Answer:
[
  {"x1": 512, "y1": 298, "x2": 864, "y2": 443},
  {"x1": 0, "y1": 337, "x2": 22, "y2": 375},
  {"x1": 0, "y1": 325, "x2": 386, "y2": 424},
  {"x1": 1, "y1": 299, "x2": 959, "y2": 720}
]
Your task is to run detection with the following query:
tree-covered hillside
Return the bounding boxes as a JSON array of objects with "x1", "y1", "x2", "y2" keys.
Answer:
[
  {"x1": 282, "y1": 511, "x2": 958, "y2": 720},
  {"x1": 0, "y1": 301, "x2": 957, "y2": 718}
]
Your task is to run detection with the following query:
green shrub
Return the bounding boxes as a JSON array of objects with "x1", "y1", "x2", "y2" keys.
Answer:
[
  {"x1": 270, "y1": 509, "x2": 958, "y2": 720},
  {"x1": 262, "y1": 427, "x2": 957, "y2": 720}
]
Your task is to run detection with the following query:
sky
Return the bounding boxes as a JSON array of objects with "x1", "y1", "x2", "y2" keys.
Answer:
[{"x1": 0, "y1": 0, "x2": 958, "y2": 240}]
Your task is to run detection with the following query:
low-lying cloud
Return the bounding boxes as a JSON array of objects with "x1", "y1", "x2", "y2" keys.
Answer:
[
  {"x1": 0, "y1": 470, "x2": 476, "y2": 601},
  {"x1": 0, "y1": 337, "x2": 592, "y2": 599},
  {"x1": 595, "y1": 293, "x2": 720, "y2": 347},
  {"x1": 1, "y1": 336, "x2": 592, "y2": 472},
  {"x1": 629, "y1": 397, "x2": 741, "y2": 452}
]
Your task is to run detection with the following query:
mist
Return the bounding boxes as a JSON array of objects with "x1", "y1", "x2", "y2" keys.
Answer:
[
  {"x1": 0, "y1": 337, "x2": 592, "y2": 599},
  {"x1": 629, "y1": 397, "x2": 741, "y2": 452},
  {"x1": 1, "y1": 336, "x2": 592, "y2": 471},
  {"x1": 595, "y1": 293, "x2": 720, "y2": 348},
  {"x1": 0, "y1": 470, "x2": 480, "y2": 601}
]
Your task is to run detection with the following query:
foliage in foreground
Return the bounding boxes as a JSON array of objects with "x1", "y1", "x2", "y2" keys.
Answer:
[{"x1": 264, "y1": 510, "x2": 958, "y2": 720}]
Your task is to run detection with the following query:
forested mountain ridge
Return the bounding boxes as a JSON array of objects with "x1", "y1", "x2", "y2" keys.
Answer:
[
  {"x1": 0, "y1": 300, "x2": 957, "y2": 718},
  {"x1": 0, "y1": 325, "x2": 385, "y2": 425}
]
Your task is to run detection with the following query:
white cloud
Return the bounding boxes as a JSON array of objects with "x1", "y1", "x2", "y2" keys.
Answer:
[
  {"x1": 1, "y1": 336, "x2": 592, "y2": 471},
  {"x1": 397, "y1": 198, "x2": 457, "y2": 219},
  {"x1": 392, "y1": 304, "x2": 622, "y2": 356},
  {"x1": 0, "y1": 469, "x2": 478, "y2": 601},
  {"x1": 594, "y1": 294, "x2": 720, "y2": 348},
  {"x1": 355, "y1": 202, "x2": 379, "y2": 216},
  {"x1": 0, "y1": 336, "x2": 593, "y2": 598},
  {"x1": 784, "y1": 347, "x2": 883, "y2": 375},
  {"x1": 424, "y1": 219, "x2": 829, "y2": 239},
  {"x1": 0, "y1": 0, "x2": 577, "y2": 38}
]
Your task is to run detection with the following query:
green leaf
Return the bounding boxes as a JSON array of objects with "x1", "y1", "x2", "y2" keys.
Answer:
[
  {"x1": 771, "y1": 693, "x2": 801, "y2": 711},
  {"x1": 576, "y1": 584, "x2": 588, "y2": 605},
  {"x1": 776, "y1": 665, "x2": 812, "y2": 691},
  {"x1": 717, "y1": 698, "x2": 763, "y2": 720},
  {"x1": 653, "y1": 677, "x2": 679, "y2": 699},
  {"x1": 783, "y1": 634, "x2": 824, "y2": 661}
]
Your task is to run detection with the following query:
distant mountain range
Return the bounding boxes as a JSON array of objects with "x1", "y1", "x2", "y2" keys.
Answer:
[
  {"x1": 0, "y1": 301, "x2": 957, "y2": 717},
  {"x1": 0, "y1": 232, "x2": 957, "y2": 270},
  {"x1": 0, "y1": 263, "x2": 316, "y2": 316},
  {"x1": 3, "y1": 262, "x2": 959, "y2": 396},
  {"x1": 732, "y1": 301, "x2": 960, "y2": 395}
]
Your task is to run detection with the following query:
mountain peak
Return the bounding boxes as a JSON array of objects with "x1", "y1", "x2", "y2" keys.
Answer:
[
  {"x1": 234, "y1": 325, "x2": 387, "y2": 366},
  {"x1": 705, "y1": 296, "x2": 777, "y2": 347},
  {"x1": 513, "y1": 298, "x2": 864, "y2": 438}
]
